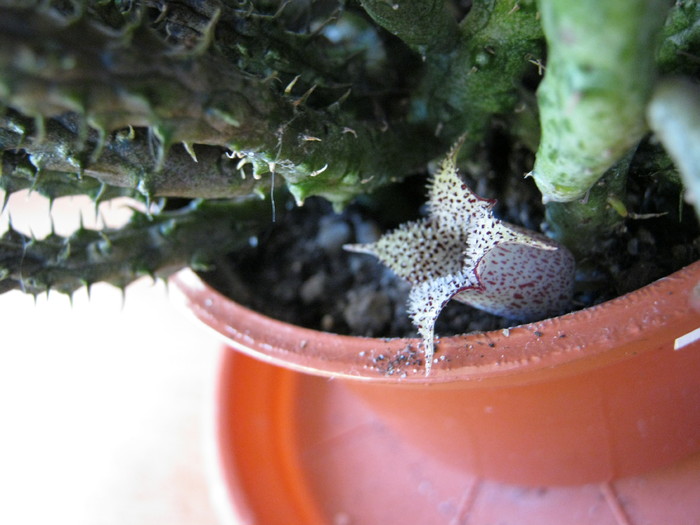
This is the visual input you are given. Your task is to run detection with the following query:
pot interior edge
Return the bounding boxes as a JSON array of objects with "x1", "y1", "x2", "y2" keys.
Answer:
[{"x1": 172, "y1": 260, "x2": 700, "y2": 384}]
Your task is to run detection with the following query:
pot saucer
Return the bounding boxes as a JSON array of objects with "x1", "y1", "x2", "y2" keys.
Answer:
[{"x1": 208, "y1": 349, "x2": 700, "y2": 525}]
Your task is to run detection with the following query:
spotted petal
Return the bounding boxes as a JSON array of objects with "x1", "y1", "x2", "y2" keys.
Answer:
[{"x1": 407, "y1": 270, "x2": 480, "y2": 374}]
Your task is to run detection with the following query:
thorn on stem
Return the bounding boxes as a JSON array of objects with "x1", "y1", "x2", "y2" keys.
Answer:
[
  {"x1": 294, "y1": 84, "x2": 317, "y2": 107},
  {"x1": 284, "y1": 75, "x2": 301, "y2": 95},
  {"x1": 309, "y1": 164, "x2": 329, "y2": 177},
  {"x1": 182, "y1": 142, "x2": 198, "y2": 163}
]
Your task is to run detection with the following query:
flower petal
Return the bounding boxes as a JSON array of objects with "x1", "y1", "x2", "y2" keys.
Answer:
[{"x1": 408, "y1": 270, "x2": 480, "y2": 374}]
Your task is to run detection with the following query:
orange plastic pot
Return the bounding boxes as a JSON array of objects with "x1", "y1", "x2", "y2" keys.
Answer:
[{"x1": 173, "y1": 262, "x2": 700, "y2": 509}]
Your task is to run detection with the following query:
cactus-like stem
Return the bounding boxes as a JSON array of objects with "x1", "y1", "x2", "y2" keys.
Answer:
[
  {"x1": 0, "y1": 197, "x2": 270, "y2": 296},
  {"x1": 1, "y1": 149, "x2": 141, "y2": 206},
  {"x1": 0, "y1": 3, "x2": 439, "y2": 207},
  {"x1": 359, "y1": 0, "x2": 459, "y2": 55},
  {"x1": 408, "y1": 0, "x2": 544, "y2": 144},
  {"x1": 530, "y1": 0, "x2": 669, "y2": 203},
  {"x1": 1, "y1": 111, "x2": 270, "y2": 201}
]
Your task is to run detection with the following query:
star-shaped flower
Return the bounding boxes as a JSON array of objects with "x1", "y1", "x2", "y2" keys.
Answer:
[{"x1": 345, "y1": 144, "x2": 575, "y2": 373}]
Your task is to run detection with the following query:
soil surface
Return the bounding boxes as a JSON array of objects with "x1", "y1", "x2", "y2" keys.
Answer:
[{"x1": 203, "y1": 157, "x2": 700, "y2": 339}]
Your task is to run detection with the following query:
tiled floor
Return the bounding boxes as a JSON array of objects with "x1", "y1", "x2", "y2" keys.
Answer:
[{"x1": 0, "y1": 191, "x2": 221, "y2": 525}]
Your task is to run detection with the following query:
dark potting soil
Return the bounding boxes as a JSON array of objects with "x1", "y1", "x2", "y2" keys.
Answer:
[
  {"x1": 204, "y1": 191, "x2": 513, "y2": 337},
  {"x1": 202, "y1": 159, "x2": 700, "y2": 339}
]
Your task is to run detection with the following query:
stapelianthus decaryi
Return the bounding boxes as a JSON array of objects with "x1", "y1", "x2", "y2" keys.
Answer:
[{"x1": 346, "y1": 144, "x2": 575, "y2": 373}]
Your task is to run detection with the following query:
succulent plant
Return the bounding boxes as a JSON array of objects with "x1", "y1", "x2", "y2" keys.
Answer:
[{"x1": 1, "y1": 0, "x2": 699, "y2": 368}]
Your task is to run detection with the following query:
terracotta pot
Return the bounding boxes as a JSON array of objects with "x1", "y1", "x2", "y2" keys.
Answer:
[{"x1": 173, "y1": 262, "x2": 700, "y2": 491}]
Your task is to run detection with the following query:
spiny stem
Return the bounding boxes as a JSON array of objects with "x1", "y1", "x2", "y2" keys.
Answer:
[
  {"x1": 1, "y1": 111, "x2": 269, "y2": 201},
  {"x1": 0, "y1": 198, "x2": 271, "y2": 296},
  {"x1": 0, "y1": 3, "x2": 440, "y2": 207},
  {"x1": 0, "y1": 149, "x2": 142, "y2": 205}
]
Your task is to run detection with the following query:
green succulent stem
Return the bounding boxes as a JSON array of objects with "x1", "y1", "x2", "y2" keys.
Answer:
[
  {"x1": 531, "y1": 0, "x2": 670, "y2": 203},
  {"x1": 657, "y1": 0, "x2": 700, "y2": 77},
  {"x1": 359, "y1": 0, "x2": 459, "y2": 55},
  {"x1": 647, "y1": 77, "x2": 700, "y2": 218},
  {"x1": 1, "y1": 149, "x2": 141, "y2": 207},
  {"x1": 544, "y1": 155, "x2": 630, "y2": 259},
  {"x1": 0, "y1": 197, "x2": 271, "y2": 296},
  {"x1": 0, "y1": 3, "x2": 439, "y2": 207},
  {"x1": 408, "y1": 0, "x2": 545, "y2": 145},
  {"x1": 1, "y1": 111, "x2": 268, "y2": 202},
  {"x1": 361, "y1": 0, "x2": 544, "y2": 148}
]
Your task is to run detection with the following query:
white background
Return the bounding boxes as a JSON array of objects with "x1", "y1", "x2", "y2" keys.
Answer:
[{"x1": 0, "y1": 191, "x2": 222, "y2": 524}]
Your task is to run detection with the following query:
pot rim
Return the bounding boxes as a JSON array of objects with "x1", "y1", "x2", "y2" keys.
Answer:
[{"x1": 172, "y1": 261, "x2": 700, "y2": 384}]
